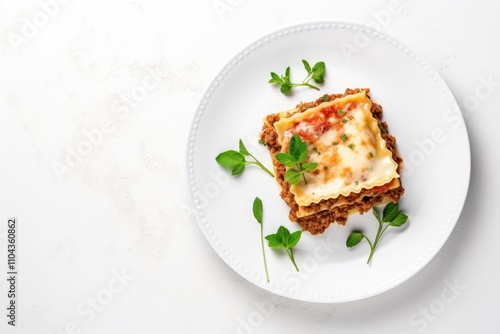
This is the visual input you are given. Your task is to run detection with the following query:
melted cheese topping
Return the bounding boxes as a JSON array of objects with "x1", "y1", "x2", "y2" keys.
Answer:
[{"x1": 274, "y1": 91, "x2": 400, "y2": 206}]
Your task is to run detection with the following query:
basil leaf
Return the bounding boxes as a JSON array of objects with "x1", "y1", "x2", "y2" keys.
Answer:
[
  {"x1": 231, "y1": 163, "x2": 246, "y2": 175},
  {"x1": 252, "y1": 197, "x2": 263, "y2": 224},
  {"x1": 216, "y1": 140, "x2": 274, "y2": 177},
  {"x1": 382, "y1": 202, "x2": 399, "y2": 222},
  {"x1": 268, "y1": 59, "x2": 326, "y2": 95},
  {"x1": 265, "y1": 234, "x2": 283, "y2": 248},
  {"x1": 346, "y1": 202, "x2": 409, "y2": 264},
  {"x1": 266, "y1": 225, "x2": 302, "y2": 272},
  {"x1": 215, "y1": 150, "x2": 245, "y2": 167},
  {"x1": 284, "y1": 67, "x2": 291, "y2": 81},
  {"x1": 269, "y1": 72, "x2": 282, "y2": 84},
  {"x1": 280, "y1": 83, "x2": 292, "y2": 95},
  {"x1": 346, "y1": 232, "x2": 364, "y2": 248},
  {"x1": 277, "y1": 225, "x2": 290, "y2": 243},
  {"x1": 239, "y1": 139, "x2": 250, "y2": 156},
  {"x1": 284, "y1": 169, "x2": 302, "y2": 185},
  {"x1": 289, "y1": 134, "x2": 308, "y2": 162},
  {"x1": 302, "y1": 162, "x2": 318, "y2": 171},
  {"x1": 275, "y1": 152, "x2": 297, "y2": 167},
  {"x1": 252, "y1": 197, "x2": 269, "y2": 282},
  {"x1": 311, "y1": 61, "x2": 326, "y2": 84},
  {"x1": 390, "y1": 213, "x2": 408, "y2": 227},
  {"x1": 288, "y1": 230, "x2": 302, "y2": 248},
  {"x1": 302, "y1": 59, "x2": 312, "y2": 74},
  {"x1": 296, "y1": 142, "x2": 308, "y2": 163}
]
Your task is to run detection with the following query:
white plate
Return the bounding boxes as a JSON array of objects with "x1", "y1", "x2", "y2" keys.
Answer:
[{"x1": 186, "y1": 22, "x2": 470, "y2": 303}]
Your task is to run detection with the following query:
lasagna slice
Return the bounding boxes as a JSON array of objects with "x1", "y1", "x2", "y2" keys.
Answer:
[{"x1": 259, "y1": 88, "x2": 404, "y2": 235}]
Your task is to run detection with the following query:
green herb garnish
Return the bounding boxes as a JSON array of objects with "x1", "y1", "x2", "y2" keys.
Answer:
[
  {"x1": 252, "y1": 197, "x2": 269, "y2": 282},
  {"x1": 216, "y1": 139, "x2": 274, "y2": 177},
  {"x1": 265, "y1": 225, "x2": 302, "y2": 272},
  {"x1": 275, "y1": 134, "x2": 318, "y2": 185},
  {"x1": 341, "y1": 134, "x2": 349, "y2": 142},
  {"x1": 269, "y1": 60, "x2": 326, "y2": 95},
  {"x1": 347, "y1": 143, "x2": 355, "y2": 150},
  {"x1": 346, "y1": 202, "x2": 408, "y2": 264}
]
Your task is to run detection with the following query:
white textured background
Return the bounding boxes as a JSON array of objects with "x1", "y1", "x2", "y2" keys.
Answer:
[{"x1": 0, "y1": 0, "x2": 499, "y2": 333}]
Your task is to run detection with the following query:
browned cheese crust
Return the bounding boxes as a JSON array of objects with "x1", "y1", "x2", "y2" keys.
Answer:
[{"x1": 259, "y1": 88, "x2": 405, "y2": 235}]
